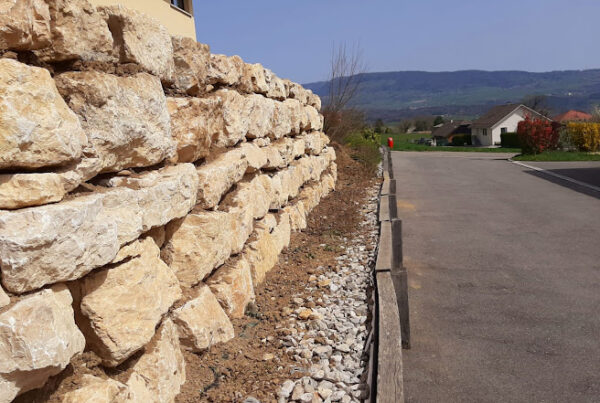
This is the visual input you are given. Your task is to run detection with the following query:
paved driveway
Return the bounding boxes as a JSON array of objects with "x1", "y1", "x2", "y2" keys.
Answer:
[{"x1": 391, "y1": 152, "x2": 600, "y2": 403}]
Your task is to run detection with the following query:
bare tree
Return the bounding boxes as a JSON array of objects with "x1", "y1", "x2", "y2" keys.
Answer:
[
  {"x1": 522, "y1": 94, "x2": 551, "y2": 117},
  {"x1": 322, "y1": 42, "x2": 368, "y2": 141}
]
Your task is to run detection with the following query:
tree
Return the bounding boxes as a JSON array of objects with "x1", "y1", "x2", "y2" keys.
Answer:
[
  {"x1": 522, "y1": 95, "x2": 551, "y2": 117},
  {"x1": 414, "y1": 120, "x2": 428, "y2": 132},
  {"x1": 433, "y1": 116, "x2": 444, "y2": 126},
  {"x1": 374, "y1": 119, "x2": 385, "y2": 134}
]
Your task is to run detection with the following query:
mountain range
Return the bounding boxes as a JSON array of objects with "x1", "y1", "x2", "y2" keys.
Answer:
[{"x1": 303, "y1": 69, "x2": 600, "y2": 121}]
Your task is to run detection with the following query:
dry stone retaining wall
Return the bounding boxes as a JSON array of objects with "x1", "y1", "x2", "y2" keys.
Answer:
[{"x1": 0, "y1": 1, "x2": 335, "y2": 401}]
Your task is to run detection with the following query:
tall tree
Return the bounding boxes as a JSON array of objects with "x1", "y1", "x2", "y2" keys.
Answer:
[{"x1": 522, "y1": 95, "x2": 551, "y2": 117}]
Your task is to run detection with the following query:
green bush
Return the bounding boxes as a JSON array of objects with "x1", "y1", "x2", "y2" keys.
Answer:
[
  {"x1": 451, "y1": 134, "x2": 472, "y2": 146},
  {"x1": 500, "y1": 132, "x2": 520, "y2": 148}
]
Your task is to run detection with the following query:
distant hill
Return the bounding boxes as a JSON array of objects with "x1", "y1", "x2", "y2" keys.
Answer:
[{"x1": 303, "y1": 69, "x2": 600, "y2": 121}]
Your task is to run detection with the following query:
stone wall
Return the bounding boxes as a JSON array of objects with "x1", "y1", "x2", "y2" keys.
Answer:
[{"x1": 0, "y1": 1, "x2": 335, "y2": 402}]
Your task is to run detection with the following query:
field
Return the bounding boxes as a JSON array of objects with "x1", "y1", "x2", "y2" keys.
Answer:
[
  {"x1": 381, "y1": 133, "x2": 520, "y2": 153},
  {"x1": 512, "y1": 151, "x2": 600, "y2": 161}
]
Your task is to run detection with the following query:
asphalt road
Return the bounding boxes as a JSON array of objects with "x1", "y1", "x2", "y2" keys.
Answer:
[{"x1": 390, "y1": 151, "x2": 600, "y2": 403}]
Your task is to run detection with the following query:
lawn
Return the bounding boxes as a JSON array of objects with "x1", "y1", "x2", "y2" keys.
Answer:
[
  {"x1": 512, "y1": 151, "x2": 600, "y2": 161},
  {"x1": 381, "y1": 133, "x2": 520, "y2": 153}
]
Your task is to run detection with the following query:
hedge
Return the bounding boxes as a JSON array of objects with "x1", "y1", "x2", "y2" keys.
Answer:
[
  {"x1": 567, "y1": 122, "x2": 600, "y2": 152},
  {"x1": 500, "y1": 132, "x2": 520, "y2": 148},
  {"x1": 451, "y1": 134, "x2": 472, "y2": 146}
]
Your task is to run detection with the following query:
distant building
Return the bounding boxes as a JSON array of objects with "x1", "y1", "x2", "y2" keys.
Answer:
[
  {"x1": 89, "y1": 0, "x2": 196, "y2": 39},
  {"x1": 471, "y1": 104, "x2": 550, "y2": 146},
  {"x1": 553, "y1": 110, "x2": 593, "y2": 123},
  {"x1": 431, "y1": 121, "x2": 471, "y2": 145}
]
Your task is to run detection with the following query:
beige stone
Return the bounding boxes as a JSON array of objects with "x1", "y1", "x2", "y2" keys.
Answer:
[
  {"x1": 172, "y1": 285, "x2": 234, "y2": 351},
  {"x1": 62, "y1": 375, "x2": 128, "y2": 403},
  {"x1": 162, "y1": 211, "x2": 240, "y2": 288},
  {"x1": 144, "y1": 225, "x2": 166, "y2": 248},
  {"x1": 0, "y1": 284, "x2": 85, "y2": 402},
  {"x1": 167, "y1": 97, "x2": 219, "y2": 163},
  {"x1": 270, "y1": 101, "x2": 292, "y2": 139},
  {"x1": 99, "y1": 5, "x2": 174, "y2": 82},
  {"x1": 283, "y1": 98, "x2": 305, "y2": 135},
  {"x1": 0, "y1": 156, "x2": 101, "y2": 210},
  {"x1": 125, "y1": 319, "x2": 185, "y2": 403},
  {"x1": 56, "y1": 71, "x2": 175, "y2": 173},
  {"x1": 0, "y1": 0, "x2": 50, "y2": 51},
  {"x1": 196, "y1": 148, "x2": 248, "y2": 209},
  {"x1": 284, "y1": 200, "x2": 308, "y2": 231},
  {"x1": 171, "y1": 36, "x2": 210, "y2": 95},
  {"x1": 302, "y1": 131, "x2": 328, "y2": 155},
  {"x1": 212, "y1": 89, "x2": 250, "y2": 147},
  {"x1": 238, "y1": 141, "x2": 267, "y2": 172},
  {"x1": 78, "y1": 238, "x2": 182, "y2": 367},
  {"x1": 304, "y1": 105, "x2": 323, "y2": 132},
  {"x1": 238, "y1": 63, "x2": 268, "y2": 94},
  {"x1": 245, "y1": 94, "x2": 275, "y2": 139},
  {"x1": 288, "y1": 82, "x2": 309, "y2": 105},
  {"x1": 0, "y1": 59, "x2": 87, "y2": 170},
  {"x1": 307, "y1": 91, "x2": 322, "y2": 111},
  {"x1": 33, "y1": 0, "x2": 114, "y2": 63},
  {"x1": 207, "y1": 54, "x2": 243, "y2": 86},
  {"x1": 244, "y1": 213, "x2": 289, "y2": 285},
  {"x1": 207, "y1": 258, "x2": 255, "y2": 318},
  {"x1": 264, "y1": 137, "x2": 295, "y2": 170},
  {"x1": 264, "y1": 68, "x2": 286, "y2": 100},
  {"x1": 0, "y1": 286, "x2": 9, "y2": 309},
  {"x1": 0, "y1": 164, "x2": 198, "y2": 293},
  {"x1": 222, "y1": 174, "x2": 274, "y2": 220}
]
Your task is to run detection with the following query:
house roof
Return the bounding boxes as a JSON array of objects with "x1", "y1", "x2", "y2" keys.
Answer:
[
  {"x1": 471, "y1": 104, "x2": 548, "y2": 128},
  {"x1": 431, "y1": 121, "x2": 471, "y2": 138},
  {"x1": 553, "y1": 110, "x2": 593, "y2": 123}
]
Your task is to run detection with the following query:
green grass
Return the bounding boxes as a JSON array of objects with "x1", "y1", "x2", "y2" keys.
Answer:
[
  {"x1": 512, "y1": 151, "x2": 600, "y2": 161},
  {"x1": 381, "y1": 133, "x2": 520, "y2": 153},
  {"x1": 343, "y1": 132, "x2": 381, "y2": 169}
]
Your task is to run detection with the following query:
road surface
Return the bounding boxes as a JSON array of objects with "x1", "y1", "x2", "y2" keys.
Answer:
[{"x1": 390, "y1": 151, "x2": 600, "y2": 403}]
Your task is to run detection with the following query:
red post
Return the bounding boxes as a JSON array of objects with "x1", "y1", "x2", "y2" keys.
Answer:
[{"x1": 387, "y1": 137, "x2": 394, "y2": 149}]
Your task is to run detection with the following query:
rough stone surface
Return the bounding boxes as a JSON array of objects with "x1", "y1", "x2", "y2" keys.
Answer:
[
  {"x1": 78, "y1": 238, "x2": 182, "y2": 367},
  {"x1": 172, "y1": 285, "x2": 235, "y2": 351},
  {"x1": 223, "y1": 174, "x2": 274, "y2": 220},
  {"x1": 244, "y1": 213, "x2": 289, "y2": 286},
  {"x1": 238, "y1": 63, "x2": 268, "y2": 94},
  {"x1": 238, "y1": 142, "x2": 267, "y2": 173},
  {"x1": 0, "y1": 0, "x2": 50, "y2": 51},
  {"x1": 245, "y1": 94, "x2": 275, "y2": 139},
  {"x1": 171, "y1": 36, "x2": 210, "y2": 95},
  {"x1": 0, "y1": 164, "x2": 198, "y2": 294},
  {"x1": 196, "y1": 148, "x2": 248, "y2": 209},
  {"x1": 264, "y1": 68, "x2": 286, "y2": 100},
  {"x1": 99, "y1": 5, "x2": 174, "y2": 82},
  {"x1": 0, "y1": 284, "x2": 85, "y2": 402},
  {"x1": 61, "y1": 375, "x2": 128, "y2": 403},
  {"x1": 56, "y1": 71, "x2": 175, "y2": 173},
  {"x1": 207, "y1": 54, "x2": 243, "y2": 86},
  {"x1": 207, "y1": 258, "x2": 256, "y2": 318},
  {"x1": 212, "y1": 89, "x2": 250, "y2": 147},
  {"x1": 167, "y1": 97, "x2": 219, "y2": 163},
  {"x1": 125, "y1": 319, "x2": 185, "y2": 403},
  {"x1": 0, "y1": 59, "x2": 87, "y2": 170},
  {"x1": 33, "y1": 0, "x2": 114, "y2": 63},
  {"x1": 0, "y1": 286, "x2": 9, "y2": 309}
]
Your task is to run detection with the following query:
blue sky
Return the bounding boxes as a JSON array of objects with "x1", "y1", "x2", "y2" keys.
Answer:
[{"x1": 192, "y1": 0, "x2": 600, "y2": 84}]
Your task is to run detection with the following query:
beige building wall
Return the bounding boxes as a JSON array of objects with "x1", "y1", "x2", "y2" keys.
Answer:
[{"x1": 89, "y1": 0, "x2": 196, "y2": 39}]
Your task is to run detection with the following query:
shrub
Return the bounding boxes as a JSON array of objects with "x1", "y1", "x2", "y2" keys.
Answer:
[
  {"x1": 500, "y1": 132, "x2": 519, "y2": 148},
  {"x1": 451, "y1": 134, "x2": 472, "y2": 146},
  {"x1": 517, "y1": 117, "x2": 559, "y2": 154},
  {"x1": 567, "y1": 122, "x2": 600, "y2": 152}
]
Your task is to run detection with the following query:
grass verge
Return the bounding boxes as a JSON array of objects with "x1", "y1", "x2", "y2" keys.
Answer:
[
  {"x1": 343, "y1": 132, "x2": 381, "y2": 170},
  {"x1": 381, "y1": 133, "x2": 519, "y2": 153},
  {"x1": 512, "y1": 151, "x2": 600, "y2": 161}
]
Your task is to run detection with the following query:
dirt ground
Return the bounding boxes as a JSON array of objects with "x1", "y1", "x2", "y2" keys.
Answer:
[{"x1": 16, "y1": 143, "x2": 378, "y2": 403}]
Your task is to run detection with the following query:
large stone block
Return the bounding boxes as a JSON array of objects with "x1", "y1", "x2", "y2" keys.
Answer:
[
  {"x1": 207, "y1": 54, "x2": 243, "y2": 86},
  {"x1": 0, "y1": 59, "x2": 87, "y2": 170},
  {"x1": 288, "y1": 82, "x2": 310, "y2": 105},
  {"x1": 303, "y1": 105, "x2": 323, "y2": 132},
  {"x1": 245, "y1": 94, "x2": 275, "y2": 140},
  {"x1": 221, "y1": 174, "x2": 274, "y2": 220},
  {"x1": 33, "y1": 0, "x2": 114, "y2": 63},
  {"x1": 78, "y1": 238, "x2": 182, "y2": 367},
  {"x1": 211, "y1": 89, "x2": 250, "y2": 147},
  {"x1": 62, "y1": 375, "x2": 129, "y2": 403},
  {"x1": 0, "y1": 0, "x2": 50, "y2": 51},
  {"x1": 269, "y1": 101, "x2": 292, "y2": 139},
  {"x1": 238, "y1": 142, "x2": 268, "y2": 173},
  {"x1": 238, "y1": 63, "x2": 268, "y2": 94},
  {"x1": 125, "y1": 319, "x2": 185, "y2": 403},
  {"x1": 167, "y1": 97, "x2": 220, "y2": 163},
  {"x1": 0, "y1": 286, "x2": 9, "y2": 309},
  {"x1": 283, "y1": 98, "x2": 305, "y2": 135},
  {"x1": 0, "y1": 164, "x2": 198, "y2": 293},
  {"x1": 263, "y1": 137, "x2": 296, "y2": 170},
  {"x1": 196, "y1": 148, "x2": 248, "y2": 209},
  {"x1": 207, "y1": 258, "x2": 255, "y2": 318},
  {"x1": 172, "y1": 285, "x2": 234, "y2": 352},
  {"x1": 307, "y1": 90, "x2": 322, "y2": 111},
  {"x1": 301, "y1": 131, "x2": 329, "y2": 155},
  {"x1": 171, "y1": 36, "x2": 210, "y2": 95},
  {"x1": 162, "y1": 211, "x2": 240, "y2": 288},
  {"x1": 55, "y1": 71, "x2": 175, "y2": 173},
  {"x1": 264, "y1": 68, "x2": 286, "y2": 100},
  {"x1": 99, "y1": 5, "x2": 174, "y2": 82},
  {"x1": 0, "y1": 284, "x2": 85, "y2": 402}
]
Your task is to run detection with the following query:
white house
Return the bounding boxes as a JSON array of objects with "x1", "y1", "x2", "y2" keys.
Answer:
[{"x1": 471, "y1": 104, "x2": 551, "y2": 146}]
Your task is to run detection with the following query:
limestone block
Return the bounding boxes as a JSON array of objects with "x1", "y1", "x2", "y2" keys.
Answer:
[
  {"x1": 0, "y1": 156, "x2": 101, "y2": 210},
  {"x1": 269, "y1": 101, "x2": 292, "y2": 139},
  {"x1": 0, "y1": 286, "x2": 8, "y2": 308},
  {"x1": 288, "y1": 82, "x2": 309, "y2": 105},
  {"x1": 172, "y1": 285, "x2": 234, "y2": 352},
  {"x1": 273, "y1": 211, "x2": 291, "y2": 251},
  {"x1": 144, "y1": 225, "x2": 166, "y2": 248},
  {"x1": 0, "y1": 0, "x2": 50, "y2": 51},
  {"x1": 244, "y1": 214, "x2": 283, "y2": 285},
  {"x1": 0, "y1": 59, "x2": 87, "y2": 170},
  {"x1": 304, "y1": 105, "x2": 323, "y2": 132},
  {"x1": 238, "y1": 63, "x2": 268, "y2": 94},
  {"x1": 302, "y1": 131, "x2": 328, "y2": 155},
  {"x1": 0, "y1": 164, "x2": 198, "y2": 293},
  {"x1": 292, "y1": 137, "x2": 307, "y2": 158},
  {"x1": 125, "y1": 319, "x2": 185, "y2": 403},
  {"x1": 307, "y1": 90, "x2": 322, "y2": 111},
  {"x1": 207, "y1": 258, "x2": 255, "y2": 319},
  {"x1": 62, "y1": 375, "x2": 129, "y2": 403},
  {"x1": 222, "y1": 174, "x2": 274, "y2": 220},
  {"x1": 207, "y1": 54, "x2": 243, "y2": 86},
  {"x1": 33, "y1": 0, "x2": 114, "y2": 62},
  {"x1": 167, "y1": 97, "x2": 220, "y2": 163},
  {"x1": 56, "y1": 71, "x2": 175, "y2": 173},
  {"x1": 0, "y1": 284, "x2": 85, "y2": 402},
  {"x1": 78, "y1": 238, "x2": 182, "y2": 367},
  {"x1": 238, "y1": 142, "x2": 267, "y2": 173},
  {"x1": 196, "y1": 148, "x2": 248, "y2": 209},
  {"x1": 264, "y1": 138, "x2": 295, "y2": 170},
  {"x1": 171, "y1": 36, "x2": 210, "y2": 95},
  {"x1": 283, "y1": 98, "x2": 305, "y2": 135},
  {"x1": 99, "y1": 5, "x2": 174, "y2": 82},
  {"x1": 212, "y1": 89, "x2": 250, "y2": 147},
  {"x1": 284, "y1": 201, "x2": 308, "y2": 232},
  {"x1": 264, "y1": 69, "x2": 287, "y2": 100},
  {"x1": 162, "y1": 211, "x2": 240, "y2": 288},
  {"x1": 245, "y1": 94, "x2": 275, "y2": 140}
]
